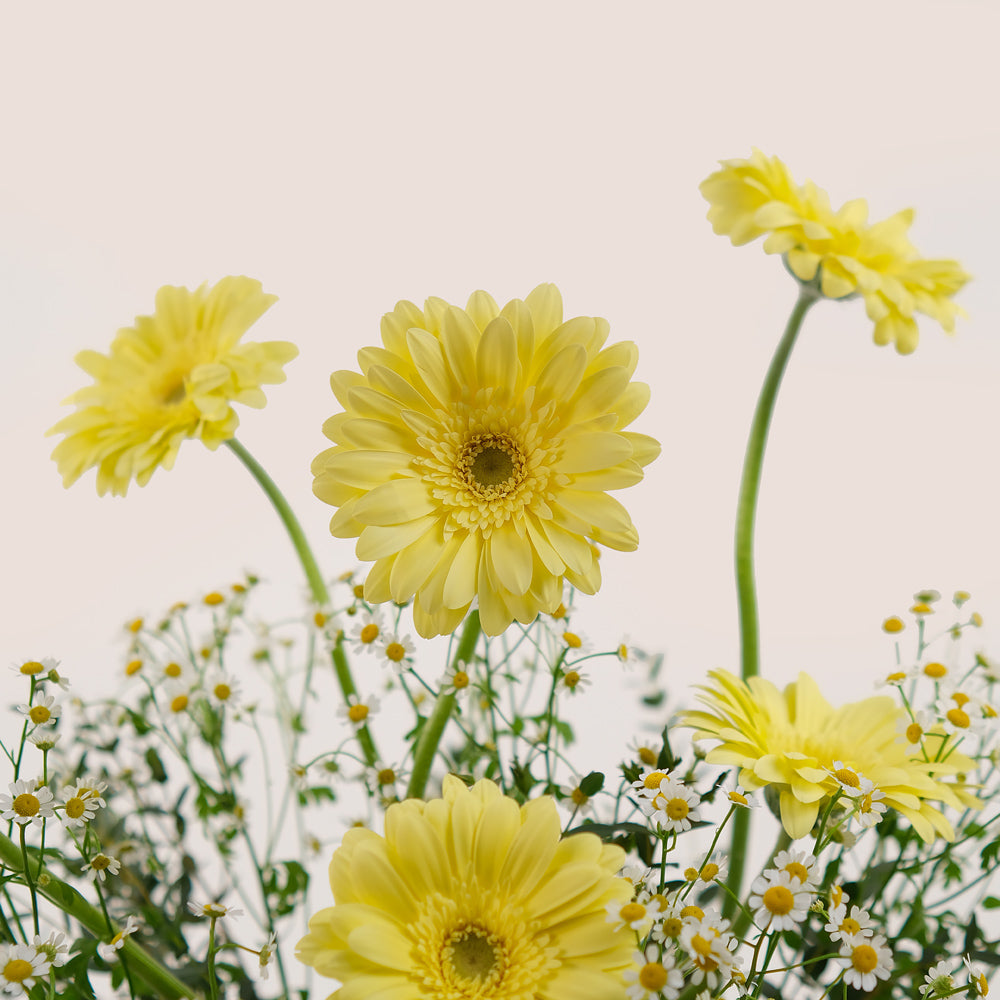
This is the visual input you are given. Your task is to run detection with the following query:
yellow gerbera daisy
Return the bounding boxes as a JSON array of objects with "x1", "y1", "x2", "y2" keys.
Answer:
[
  {"x1": 700, "y1": 149, "x2": 969, "y2": 354},
  {"x1": 681, "y1": 670, "x2": 979, "y2": 842},
  {"x1": 48, "y1": 277, "x2": 297, "y2": 496},
  {"x1": 312, "y1": 284, "x2": 658, "y2": 638},
  {"x1": 296, "y1": 775, "x2": 633, "y2": 1000}
]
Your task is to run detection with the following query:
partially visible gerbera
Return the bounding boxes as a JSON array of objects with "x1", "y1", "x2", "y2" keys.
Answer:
[
  {"x1": 48, "y1": 277, "x2": 297, "y2": 496},
  {"x1": 296, "y1": 775, "x2": 633, "y2": 997},
  {"x1": 700, "y1": 149, "x2": 969, "y2": 354},
  {"x1": 312, "y1": 284, "x2": 659, "y2": 638},
  {"x1": 682, "y1": 670, "x2": 980, "y2": 840}
]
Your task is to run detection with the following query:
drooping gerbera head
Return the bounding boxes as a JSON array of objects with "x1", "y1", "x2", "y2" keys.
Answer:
[
  {"x1": 48, "y1": 277, "x2": 297, "y2": 496},
  {"x1": 296, "y1": 775, "x2": 633, "y2": 999},
  {"x1": 312, "y1": 284, "x2": 659, "y2": 638},
  {"x1": 681, "y1": 670, "x2": 980, "y2": 841},
  {"x1": 700, "y1": 149, "x2": 970, "y2": 353}
]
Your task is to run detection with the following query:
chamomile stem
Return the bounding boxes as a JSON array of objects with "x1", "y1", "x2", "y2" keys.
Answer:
[
  {"x1": 224, "y1": 437, "x2": 378, "y2": 765},
  {"x1": 406, "y1": 612, "x2": 482, "y2": 799}
]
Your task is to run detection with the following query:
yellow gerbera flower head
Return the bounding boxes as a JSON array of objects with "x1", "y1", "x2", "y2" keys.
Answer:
[
  {"x1": 681, "y1": 670, "x2": 979, "y2": 842},
  {"x1": 700, "y1": 149, "x2": 970, "y2": 354},
  {"x1": 296, "y1": 775, "x2": 633, "y2": 998},
  {"x1": 312, "y1": 284, "x2": 659, "y2": 638},
  {"x1": 48, "y1": 277, "x2": 298, "y2": 496}
]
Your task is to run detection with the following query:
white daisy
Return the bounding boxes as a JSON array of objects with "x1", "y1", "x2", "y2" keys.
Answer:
[
  {"x1": 768, "y1": 848, "x2": 818, "y2": 888},
  {"x1": 81, "y1": 853, "x2": 121, "y2": 882},
  {"x1": 97, "y1": 915, "x2": 140, "y2": 962},
  {"x1": 624, "y1": 948, "x2": 684, "y2": 1000},
  {"x1": 748, "y1": 869, "x2": 812, "y2": 932},
  {"x1": 920, "y1": 960, "x2": 956, "y2": 997},
  {"x1": 376, "y1": 632, "x2": 415, "y2": 672},
  {"x1": 0, "y1": 779, "x2": 55, "y2": 827},
  {"x1": 837, "y1": 934, "x2": 892, "y2": 992},
  {"x1": 257, "y1": 932, "x2": 277, "y2": 981},
  {"x1": 336, "y1": 693, "x2": 380, "y2": 730},
  {"x1": 0, "y1": 942, "x2": 51, "y2": 996},
  {"x1": 17, "y1": 694, "x2": 61, "y2": 729},
  {"x1": 825, "y1": 903, "x2": 875, "y2": 943},
  {"x1": 606, "y1": 899, "x2": 653, "y2": 934},
  {"x1": 187, "y1": 901, "x2": 244, "y2": 919},
  {"x1": 647, "y1": 778, "x2": 701, "y2": 834}
]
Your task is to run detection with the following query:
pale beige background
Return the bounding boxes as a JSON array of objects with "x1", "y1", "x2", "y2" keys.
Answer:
[{"x1": 3, "y1": 2, "x2": 999, "y2": 758}]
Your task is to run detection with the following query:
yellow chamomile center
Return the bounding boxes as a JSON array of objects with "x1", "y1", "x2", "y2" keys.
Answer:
[
  {"x1": 20, "y1": 661, "x2": 45, "y2": 675},
  {"x1": 171, "y1": 694, "x2": 189, "y2": 713},
  {"x1": 125, "y1": 659, "x2": 143, "y2": 676},
  {"x1": 360, "y1": 623, "x2": 379, "y2": 644},
  {"x1": 620, "y1": 903, "x2": 645, "y2": 924},
  {"x1": 841, "y1": 917, "x2": 862, "y2": 936},
  {"x1": 680, "y1": 906, "x2": 704, "y2": 920},
  {"x1": 783, "y1": 862, "x2": 809, "y2": 883},
  {"x1": 453, "y1": 671, "x2": 470, "y2": 690},
  {"x1": 638, "y1": 747, "x2": 657, "y2": 766},
  {"x1": 28, "y1": 706, "x2": 51, "y2": 725},
  {"x1": 665, "y1": 797, "x2": 689, "y2": 821},
  {"x1": 66, "y1": 797, "x2": 86, "y2": 820},
  {"x1": 661, "y1": 917, "x2": 683, "y2": 938},
  {"x1": 214, "y1": 683, "x2": 232, "y2": 701},
  {"x1": 952, "y1": 692, "x2": 970, "y2": 707},
  {"x1": 728, "y1": 790, "x2": 749, "y2": 805},
  {"x1": 570, "y1": 787, "x2": 589, "y2": 807},
  {"x1": 385, "y1": 642, "x2": 406, "y2": 663},
  {"x1": 2, "y1": 959, "x2": 33, "y2": 984},
  {"x1": 833, "y1": 768, "x2": 860, "y2": 789},
  {"x1": 639, "y1": 963, "x2": 669, "y2": 990},
  {"x1": 762, "y1": 885, "x2": 794, "y2": 916},
  {"x1": 701, "y1": 863, "x2": 720, "y2": 881},
  {"x1": 906, "y1": 722, "x2": 923, "y2": 744},
  {"x1": 924, "y1": 662, "x2": 947, "y2": 679},
  {"x1": 348, "y1": 704, "x2": 369, "y2": 723},
  {"x1": 643, "y1": 771, "x2": 667, "y2": 790},
  {"x1": 376, "y1": 768, "x2": 396, "y2": 785},
  {"x1": 13, "y1": 794, "x2": 39, "y2": 818},
  {"x1": 563, "y1": 670, "x2": 581, "y2": 689},
  {"x1": 164, "y1": 662, "x2": 182, "y2": 678},
  {"x1": 91, "y1": 854, "x2": 113, "y2": 872},
  {"x1": 947, "y1": 707, "x2": 971, "y2": 729},
  {"x1": 563, "y1": 632, "x2": 583, "y2": 649},
  {"x1": 851, "y1": 944, "x2": 878, "y2": 974}
]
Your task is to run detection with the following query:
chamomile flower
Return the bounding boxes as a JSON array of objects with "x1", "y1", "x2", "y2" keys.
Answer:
[
  {"x1": 687, "y1": 855, "x2": 729, "y2": 884},
  {"x1": 365, "y1": 761, "x2": 405, "y2": 789},
  {"x1": 60, "y1": 781, "x2": 103, "y2": 829},
  {"x1": 559, "y1": 667, "x2": 592, "y2": 694},
  {"x1": 836, "y1": 934, "x2": 892, "y2": 992},
  {"x1": 748, "y1": 870, "x2": 812, "y2": 931},
  {"x1": 768, "y1": 848, "x2": 818, "y2": 888},
  {"x1": 825, "y1": 903, "x2": 875, "y2": 943},
  {"x1": 725, "y1": 780, "x2": 758, "y2": 810},
  {"x1": 97, "y1": 915, "x2": 140, "y2": 962},
  {"x1": 348, "y1": 611, "x2": 384, "y2": 655},
  {"x1": 257, "y1": 932, "x2": 277, "y2": 980},
  {"x1": 619, "y1": 862, "x2": 654, "y2": 891},
  {"x1": 377, "y1": 632, "x2": 414, "y2": 672},
  {"x1": 679, "y1": 908, "x2": 742, "y2": 989},
  {"x1": 559, "y1": 778, "x2": 596, "y2": 816},
  {"x1": 31, "y1": 932, "x2": 69, "y2": 969},
  {"x1": 336, "y1": 693, "x2": 380, "y2": 730},
  {"x1": 647, "y1": 778, "x2": 701, "y2": 834},
  {"x1": 897, "y1": 709, "x2": 935, "y2": 746},
  {"x1": 0, "y1": 779, "x2": 55, "y2": 827},
  {"x1": 828, "y1": 761, "x2": 873, "y2": 799},
  {"x1": 82, "y1": 853, "x2": 121, "y2": 882},
  {"x1": 624, "y1": 949, "x2": 684, "y2": 1000},
  {"x1": 920, "y1": 960, "x2": 957, "y2": 997},
  {"x1": 11, "y1": 657, "x2": 59, "y2": 678},
  {"x1": 0, "y1": 942, "x2": 51, "y2": 996},
  {"x1": 627, "y1": 738, "x2": 661, "y2": 769},
  {"x1": 854, "y1": 787, "x2": 888, "y2": 829},
  {"x1": 207, "y1": 671, "x2": 241, "y2": 708},
  {"x1": 963, "y1": 955, "x2": 990, "y2": 997},
  {"x1": 187, "y1": 901, "x2": 244, "y2": 919},
  {"x1": 438, "y1": 661, "x2": 474, "y2": 699},
  {"x1": 17, "y1": 694, "x2": 61, "y2": 728},
  {"x1": 632, "y1": 768, "x2": 672, "y2": 799},
  {"x1": 606, "y1": 899, "x2": 653, "y2": 934},
  {"x1": 650, "y1": 900, "x2": 686, "y2": 943},
  {"x1": 28, "y1": 731, "x2": 61, "y2": 751}
]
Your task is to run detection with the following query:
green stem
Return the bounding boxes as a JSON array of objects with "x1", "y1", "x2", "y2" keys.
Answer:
[
  {"x1": 225, "y1": 437, "x2": 378, "y2": 766},
  {"x1": 0, "y1": 831, "x2": 201, "y2": 999},
  {"x1": 406, "y1": 612, "x2": 482, "y2": 799},
  {"x1": 734, "y1": 286, "x2": 819, "y2": 682}
]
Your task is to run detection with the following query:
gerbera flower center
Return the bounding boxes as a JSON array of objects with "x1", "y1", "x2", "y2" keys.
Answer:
[
  {"x1": 762, "y1": 885, "x2": 794, "y2": 915},
  {"x1": 443, "y1": 925, "x2": 504, "y2": 987},
  {"x1": 160, "y1": 376, "x2": 187, "y2": 406},
  {"x1": 2, "y1": 959, "x2": 33, "y2": 984},
  {"x1": 13, "y1": 794, "x2": 39, "y2": 818},
  {"x1": 638, "y1": 962, "x2": 669, "y2": 990},
  {"x1": 664, "y1": 797, "x2": 689, "y2": 821},
  {"x1": 466, "y1": 441, "x2": 518, "y2": 492},
  {"x1": 851, "y1": 944, "x2": 878, "y2": 973}
]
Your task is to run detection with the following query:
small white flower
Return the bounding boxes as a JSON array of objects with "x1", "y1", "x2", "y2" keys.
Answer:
[
  {"x1": 768, "y1": 848, "x2": 818, "y2": 887},
  {"x1": 725, "y1": 781, "x2": 758, "y2": 810},
  {"x1": 60, "y1": 781, "x2": 103, "y2": 829},
  {"x1": 647, "y1": 778, "x2": 701, "y2": 834},
  {"x1": 964, "y1": 955, "x2": 990, "y2": 997},
  {"x1": 82, "y1": 853, "x2": 121, "y2": 882},
  {"x1": 207, "y1": 671, "x2": 241, "y2": 708},
  {"x1": 679, "y1": 908, "x2": 742, "y2": 989},
  {"x1": 0, "y1": 941, "x2": 51, "y2": 995},
  {"x1": 348, "y1": 611, "x2": 384, "y2": 655},
  {"x1": 97, "y1": 915, "x2": 140, "y2": 962},
  {"x1": 32, "y1": 932, "x2": 70, "y2": 969},
  {"x1": 336, "y1": 693, "x2": 380, "y2": 730},
  {"x1": 920, "y1": 960, "x2": 956, "y2": 997},
  {"x1": 828, "y1": 761, "x2": 873, "y2": 799},
  {"x1": 0, "y1": 779, "x2": 56, "y2": 827},
  {"x1": 837, "y1": 934, "x2": 892, "y2": 992},
  {"x1": 825, "y1": 903, "x2": 875, "y2": 943},
  {"x1": 377, "y1": 632, "x2": 415, "y2": 671},
  {"x1": 10, "y1": 657, "x2": 59, "y2": 679},
  {"x1": 748, "y1": 869, "x2": 813, "y2": 931},
  {"x1": 258, "y1": 932, "x2": 277, "y2": 980},
  {"x1": 897, "y1": 710, "x2": 935, "y2": 745},
  {"x1": 606, "y1": 899, "x2": 652, "y2": 933},
  {"x1": 187, "y1": 901, "x2": 244, "y2": 919},
  {"x1": 854, "y1": 787, "x2": 888, "y2": 829},
  {"x1": 28, "y1": 731, "x2": 61, "y2": 751},
  {"x1": 439, "y1": 661, "x2": 475, "y2": 699},
  {"x1": 631, "y1": 768, "x2": 672, "y2": 800},
  {"x1": 559, "y1": 778, "x2": 596, "y2": 816},
  {"x1": 365, "y1": 761, "x2": 404, "y2": 789},
  {"x1": 17, "y1": 694, "x2": 61, "y2": 729},
  {"x1": 624, "y1": 948, "x2": 684, "y2": 1000}
]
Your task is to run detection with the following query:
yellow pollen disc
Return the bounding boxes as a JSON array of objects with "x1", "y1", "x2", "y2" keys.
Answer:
[
  {"x1": 125, "y1": 659, "x2": 143, "y2": 676},
  {"x1": 444, "y1": 926, "x2": 502, "y2": 986},
  {"x1": 860, "y1": 793, "x2": 874, "y2": 811},
  {"x1": 353, "y1": 583, "x2": 366, "y2": 600},
  {"x1": 570, "y1": 788, "x2": 589, "y2": 806},
  {"x1": 28, "y1": 706, "x2": 51, "y2": 724},
  {"x1": 882, "y1": 616, "x2": 904, "y2": 633},
  {"x1": 851, "y1": 943, "x2": 878, "y2": 973},
  {"x1": 784, "y1": 861, "x2": 809, "y2": 882},
  {"x1": 214, "y1": 684, "x2": 232, "y2": 701},
  {"x1": 376, "y1": 768, "x2": 395, "y2": 785},
  {"x1": 348, "y1": 704, "x2": 369, "y2": 723},
  {"x1": 906, "y1": 722, "x2": 923, "y2": 743},
  {"x1": 701, "y1": 863, "x2": 720, "y2": 881},
  {"x1": 563, "y1": 670, "x2": 580, "y2": 688},
  {"x1": 20, "y1": 661, "x2": 44, "y2": 675},
  {"x1": 910, "y1": 602, "x2": 933, "y2": 615},
  {"x1": 639, "y1": 962, "x2": 669, "y2": 990},
  {"x1": 360, "y1": 623, "x2": 379, "y2": 643},
  {"x1": 690, "y1": 933, "x2": 715, "y2": 958},
  {"x1": 385, "y1": 642, "x2": 406, "y2": 662},
  {"x1": 762, "y1": 885, "x2": 794, "y2": 915},
  {"x1": 460, "y1": 436, "x2": 522, "y2": 496},
  {"x1": 684, "y1": 867, "x2": 699, "y2": 882},
  {"x1": 946, "y1": 707, "x2": 971, "y2": 729},
  {"x1": 985, "y1": 704, "x2": 997, "y2": 719},
  {"x1": 972, "y1": 612, "x2": 984, "y2": 627},
  {"x1": 643, "y1": 771, "x2": 666, "y2": 789},
  {"x1": 563, "y1": 632, "x2": 583, "y2": 649},
  {"x1": 620, "y1": 902, "x2": 645, "y2": 923},
  {"x1": 952, "y1": 692, "x2": 970, "y2": 707},
  {"x1": 164, "y1": 662, "x2": 182, "y2": 678},
  {"x1": 680, "y1": 905, "x2": 703, "y2": 920},
  {"x1": 452, "y1": 671, "x2": 470, "y2": 689},
  {"x1": 728, "y1": 790, "x2": 748, "y2": 805},
  {"x1": 13, "y1": 793, "x2": 40, "y2": 817},
  {"x1": 2, "y1": 959, "x2": 33, "y2": 983},
  {"x1": 638, "y1": 747, "x2": 657, "y2": 765},
  {"x1": 204, "y1": 592, "x2": 225, "y2": 606},
  {"x1": 313, "y1": 612, "x2": 326, "y2": 627},
  {"x1": 886, "y1": 671, "x2": 907, "y2": 682},
  {"x1": 841, "y1": 917, "x2": 861, "y2": 935},
  {"x1": 170, "y1": 695, "x2": 188, "y2": 713},
  {"x1": 665, "y1": 797, "x2": 689, "y2": 820},
  {"x1": 661, "y1": 917, "x2": 683, "y2": 938},
  {"x1": 924, "y1": 662, "x2": 947, "y2": 678},
  {"x1": 66, "y1": 797, "x2": 86, "y2": 819},
  {"x1": 833, "y1": 768, "x2": 860, "y2": 788},
  {"x1": 128, "y1": 618, "x2": 143, "y2": 633}
]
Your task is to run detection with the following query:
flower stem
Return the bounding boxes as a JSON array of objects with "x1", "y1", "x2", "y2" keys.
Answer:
[
  {"x1": 0, "y1": 831, "x2": 201, "y2": 998},
  {"x1": 224, "y1": 437, "x2": 378, "y2": 765},
  {"x1": 406, "y1": 612, "x2": 482, "y2": 799},
  {"x1": 734, "y1": 286, "x2": 818, "y2": 682}
]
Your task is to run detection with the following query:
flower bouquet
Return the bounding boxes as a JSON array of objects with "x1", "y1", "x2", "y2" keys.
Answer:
[{"x1": 2, "y1": 151, "x2": 994, "y2": 1000}]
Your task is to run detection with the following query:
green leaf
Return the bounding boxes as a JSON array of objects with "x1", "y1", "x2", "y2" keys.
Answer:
[{"x1": 579, "y1": 771, "x2": 605, "y2": 796}]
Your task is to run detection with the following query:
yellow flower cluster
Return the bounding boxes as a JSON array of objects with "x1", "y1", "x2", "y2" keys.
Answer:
[
  {"x1": 682, "y1": 670, "x2": 979, "y2": 841},
  {"x1": 313, "y1": 284, "x2": 659, "y2": 638},
  {"x1": 700, "y1": 149, "x2": 969, "y2": 353},
  {"x1": 297, "y1": 776, "x2": 632, "y2": 999}
]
